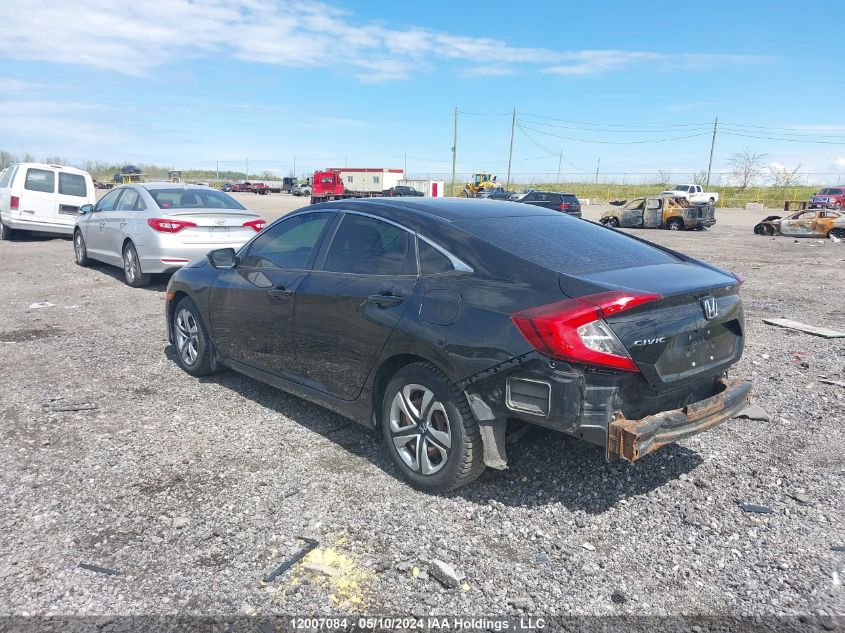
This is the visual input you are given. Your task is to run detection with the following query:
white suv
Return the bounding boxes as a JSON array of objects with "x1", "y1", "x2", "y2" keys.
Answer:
[{"x1": 0, "y1": 163, "x2": 96, "y2": 239}]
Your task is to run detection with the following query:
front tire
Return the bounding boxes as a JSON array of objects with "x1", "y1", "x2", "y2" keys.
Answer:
[
  {"x1": 122, "y1": 242, "x2": 151, "y2": 287},
  {"x1": 381, "y1": 362, "x2": 485, "y2": 492},
  {"x1": 172, "y1": 297, "x2": 216, "y2": 376},
  {"x1": 74, "y1": 230, "x2": 90, "y2": 266}
]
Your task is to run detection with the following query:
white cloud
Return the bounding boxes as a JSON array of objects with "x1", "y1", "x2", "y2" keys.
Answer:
[
  {"x1": 544, "y1": 51, "x2": 773, "y2": 76},
  {"x1": 0, "y1": 0, "x2": 772, "y2": 81}
]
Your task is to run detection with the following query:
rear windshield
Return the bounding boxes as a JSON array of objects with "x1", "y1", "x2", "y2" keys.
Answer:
[
  {"x1": 460, "y1": 215, "x2": 678, "y2": 275},
  {"x1": 819, "y1": 188, "x2": 843, "y2": 195},
  {"x1": 563, "y1": 194, "x2": 579, "y2": 202},
  {"x1": 148, "y1": 189, "x2": 246, "y2": 210}
]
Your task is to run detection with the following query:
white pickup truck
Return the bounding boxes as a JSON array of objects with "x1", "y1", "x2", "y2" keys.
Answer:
[{"x1": 660, "y1": 183, "x2": 719, "y2": 204}]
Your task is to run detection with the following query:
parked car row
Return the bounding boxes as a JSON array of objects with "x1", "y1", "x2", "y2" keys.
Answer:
[{"x1": 0, "y1": 164, "x2": 751, "y2": 492}]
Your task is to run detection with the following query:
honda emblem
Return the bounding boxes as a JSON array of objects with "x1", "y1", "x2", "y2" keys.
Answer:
[{"x1": 701, "y1": 297, "x2": 718, "y2": 320}]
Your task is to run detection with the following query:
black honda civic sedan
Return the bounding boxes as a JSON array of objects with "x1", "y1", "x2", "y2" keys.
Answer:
[{"x1": 165, "y1": 198, "x2": 751, "y2": 492}]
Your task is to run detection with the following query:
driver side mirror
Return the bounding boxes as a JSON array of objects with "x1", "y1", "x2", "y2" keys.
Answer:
[
  {"x1": 207, "y1": 247, "x2": 237, "y2": 269},
  {"x1": 78, "y1": 204, "x2": 94, "y2": 214}
]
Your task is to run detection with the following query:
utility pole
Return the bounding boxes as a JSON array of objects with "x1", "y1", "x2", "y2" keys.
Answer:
[
  {"x1": 404, "y1": 153, "x2": 407, "y2": 175},
  {"x1": 216, "y1": 160, "x2": 219, "y2": 182},
  {"x1": 595, "y1": 157, "x2": 601, "y2": 184},
  {"x1": 451, "y1": 107, "x2": 458, "y2": 196},
  {"x1": 705, "y1": 116, "x2": 718, "y2": 188},
  {"x1": 506, "y1": 107, "x2": 516, "y2": 190},
  {"x1": 557, "y1": 148, "x2": 562, "y2": 183},
  {"x1": 245, "y1": 158, "x2": 249, "y2": 181},
  {"x1": 293, "y1": 156, "x2": 296, "y2": 178}
]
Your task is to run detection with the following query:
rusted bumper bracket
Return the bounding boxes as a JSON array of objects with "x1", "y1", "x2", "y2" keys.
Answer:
[{"x1": 607, "y1": 377, "x2": 752, "y2": 462}]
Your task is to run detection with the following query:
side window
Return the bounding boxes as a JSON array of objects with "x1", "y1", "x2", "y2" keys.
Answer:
[
  {"x1": 116, "y1": 189, "x2": 144, "y2": 211},
  {"x1": 646, "y1": 198, "x2": 661, "y2": 210},
  {"x1": 418, "y1": 240, "x2": 453, "y2": 275},
  {"x1": 58, "y1": 173, "x2": 87, "y2": 197},
  {"x1": 24, "y1": 168, "x2": 55, "y2": 193},
  {"x1": 0, "y1": 166, "x2": 15, "y2": 188},
  {"x1": 95, "y1": 189, "x2": 123, "y2": 211},
  {"x1": 347, "y1": 176, "x2": 353, "y2": 184},
  {"x1": 323, "y1": 214, "x2": 415, "y2": 276},
  {"x1": 242, "y1": 213, "x2": 330, "y2": 269},
  {"x1": 373, "y1": 176, "x2": 380, "y2": 184}
]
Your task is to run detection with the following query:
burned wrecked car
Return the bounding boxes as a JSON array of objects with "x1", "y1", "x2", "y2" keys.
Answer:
[
  {"x1": 166, "y1": 198, "x2": 750, "y2": 492},
  {"x1": 753, "y1": 209, "x2": 845, "y2": 239},
  {"x1": 600, "y1": 196, "x2": 715, "y2": 231}
]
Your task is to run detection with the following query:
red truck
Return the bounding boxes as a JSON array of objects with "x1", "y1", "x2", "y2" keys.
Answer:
[
  {"x1": 809, "y1": 187, "x2": 845, "y2": 210},
  {"x1": 310, "y1": 168, "x2": 404, "y2": 204}
]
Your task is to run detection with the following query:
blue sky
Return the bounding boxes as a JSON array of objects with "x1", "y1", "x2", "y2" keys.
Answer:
[{"x1": 1, "y1": 0, "x2": 844, "y2": 183}]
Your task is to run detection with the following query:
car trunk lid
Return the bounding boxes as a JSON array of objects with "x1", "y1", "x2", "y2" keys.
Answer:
[
  {"x1": 162, "y1": 210, "x2": 259, "y2": 244},
  {"x1": 561, "y1": 263, "x2": 744, "y2": 390}
]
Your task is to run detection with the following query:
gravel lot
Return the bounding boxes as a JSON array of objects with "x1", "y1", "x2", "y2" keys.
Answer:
[{"x1": 1, "y1": 194, "x2": 844, "y2": 621}]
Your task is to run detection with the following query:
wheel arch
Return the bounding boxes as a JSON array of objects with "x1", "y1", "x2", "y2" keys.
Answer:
[{"x1": 369, "y1": 352, "x2": 453, "y2": 430}]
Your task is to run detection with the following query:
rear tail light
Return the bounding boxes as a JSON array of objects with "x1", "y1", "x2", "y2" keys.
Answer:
[
  {"x1": 511, "y1": 291, "x2": 662, "y2": 372},
  {"x1": 243, "y1": 219, "x2": 266, "y2": 232},
  {"x1": 147, "y1": 218, "x2": 197, "y2": 233},
  {"x1": 10, "y1": 196, "x2": 19, "y2": 210},
  {"x1": 559, "y1": 203, "x2": 570, "y2": 210},
  {"x1": 732, "y1": 271, "x2": 745, "y2": 286}
]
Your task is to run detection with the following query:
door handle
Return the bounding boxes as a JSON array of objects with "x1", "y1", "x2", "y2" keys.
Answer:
[
  {"x1": 368, "y1": 292, "x2": 404, "y2": 308},
  {"x1": 268, "y1": 287, "x2": 293, "y2": 300}
]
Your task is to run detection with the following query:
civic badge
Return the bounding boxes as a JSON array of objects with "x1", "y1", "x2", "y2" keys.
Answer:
[{"x1": 701, "y1": 297, "x2": 718, "y2": 320}]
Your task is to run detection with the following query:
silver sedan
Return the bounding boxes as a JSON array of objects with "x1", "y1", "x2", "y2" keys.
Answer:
[{"x1": 73, "y1": 183, "x2": 266, "y2": 287}]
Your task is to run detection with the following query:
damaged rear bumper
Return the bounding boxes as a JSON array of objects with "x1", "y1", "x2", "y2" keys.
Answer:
[{"x1": 607, "y1": 376, "x2": 751, "y2": 462}]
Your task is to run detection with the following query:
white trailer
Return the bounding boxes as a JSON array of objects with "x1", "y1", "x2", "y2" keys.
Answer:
[
  {"x1": 329, "y1": 168, "x2": 404, "y2": 194},
  {"x1": 398, "y1": 179, "x2": 445, "y2": 197}
]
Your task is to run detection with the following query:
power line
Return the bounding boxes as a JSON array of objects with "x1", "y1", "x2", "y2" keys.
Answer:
[
  {"x1": 519, "y1": 124, "x2": 711, "y2": 145},
  {"x1": 518, "y1": 125, "x2": 589, "y2": 172},
  {"x1": 721, "y1": 131, "x2": 845, "y2": 145},
  {"x1": 520, "y1": 111, "x2": 710, "y2": 128},
  {"x1": 519, "y1": 118, "x2": 713, "y2": 134}
]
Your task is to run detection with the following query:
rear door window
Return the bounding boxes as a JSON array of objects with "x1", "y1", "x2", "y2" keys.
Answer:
[
  {"x1": 322, "y1": 214, "x2": 416, "y2": 276},
  {"x1": 25, "y1": 168, "x2": 55, "y2": 193},
  {"x1": 115, "y1": 188, "x2": 144, "y2": 211},
  {"x1": 241, "y1": 212, "x2": 331, "y2": 269},
  {"x1": 58, "y1": 172, "x2": 87, "y2": 197}
]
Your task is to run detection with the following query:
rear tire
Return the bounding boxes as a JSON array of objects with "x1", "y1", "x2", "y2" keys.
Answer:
[
  {"x1": 0, "y1": 219, "x2": 15, "y2": 241},
  {"x1": 667, "y1": 217, "x2": 684, "y2": 231},
  {"x1": 381, "y1": 362, "x2": 485, "y2": 493},
  {"x1": 605, "y1": 217, "x2": 620, "y2": 227},
  {"x1": 172, "y1": 297, "x2": 216, "y2": 376},
  {"x1": 74, "y1": 230, "x2": 90, "y2": 266},
  {"x1": 122, "y1": 242, "x2": 151, "y2": 287}
]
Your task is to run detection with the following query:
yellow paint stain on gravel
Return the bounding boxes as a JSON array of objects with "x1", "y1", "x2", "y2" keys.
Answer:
[{"x1": 282, "y1": 542, "x2": 374, "y2": 611}]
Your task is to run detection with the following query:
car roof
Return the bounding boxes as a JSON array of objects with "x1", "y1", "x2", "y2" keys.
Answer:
[
  {"x1": 302, "y1": 197, "x2": 563, "y2": 223},
  {"x1": 11, "y1": 162, "x2": 90, "y2": 176},
  {"x1": 138, "y1": 182, "x2": 218, "y2": 191}
]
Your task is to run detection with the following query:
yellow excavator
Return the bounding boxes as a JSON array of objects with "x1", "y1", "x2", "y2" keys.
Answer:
[{"x1": 460, "y1": 172, "x2": 498, "y2": 197}]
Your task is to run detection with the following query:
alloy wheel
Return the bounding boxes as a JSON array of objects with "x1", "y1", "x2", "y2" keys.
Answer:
[
  {"x1": 74, "y1": 233, "x2": 85, "y2": 262},
  {"x1": 174, "y1": 308, "x2": 200, "y2": 366},
  {"x1": 389, "y1": 384, "x2": 452, "y2": 475},
  {"x1": 124, "y1": 247, "x2": 137, "y2": 282}
]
